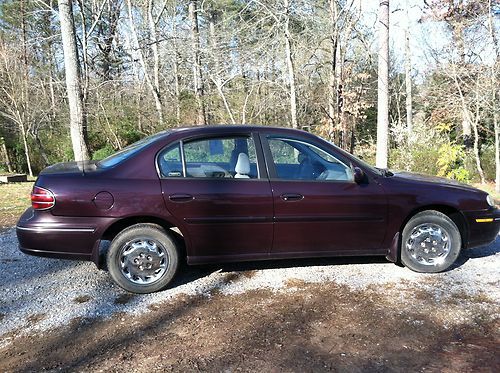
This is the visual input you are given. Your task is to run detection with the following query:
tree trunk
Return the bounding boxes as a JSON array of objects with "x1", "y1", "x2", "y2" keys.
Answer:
[
  {"x1": 189, "y1": 0, "x2": 207, "y2": 125},
  {"x1": 147, "y1": 0, "x2": 162, "y2": 115},
  {"x1": 471, "y1": 119, "x2": 485, "y2": 184},
  {"x1": 405, "y1": 27, "x2": 413, "y2": 136},
  {"x1": 1, "y1": 140, "x2": 13, "y2": 173},
  {"x1": 328, "y1": 0, "x2": 338, "y2": 140},
  {"x1": 488, "y1": 0, "x2": 500, "y2": 192},
  {"x1": 20, "y1": 0, "x2": 33, "y2": 176},
  {"x1": 126, "y1": 0, "x2": 164, "y2": 126},
  {"x1": 172, "y1": 17, "x2": 181, "y2": 124},
  {"x1": 19, "y1": 122, "x2": 33, "y2": 176},
  {"x1": 284, "y1": 0, "x2": 298, "y2": 129},
  {"x1": 495, "y1": 112, "x2": 500, "y2": 193},
  {"x1": 58, "y1": 0, "x2": 90, "y2": 162},
  {"x1": 376, "y1": 0, "x2": 389, "y2": 169},
  {"x1": 208, "y1": 11, "x2": 236, "y2": 124}
]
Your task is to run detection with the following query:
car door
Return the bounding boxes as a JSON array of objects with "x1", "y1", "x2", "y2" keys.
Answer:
[
  {"x1": 158, "y1": 133, "x2": 273, "y2": 263},
  {"x1": 262, "y1": 134, "x2": 388, "y2": 257}
]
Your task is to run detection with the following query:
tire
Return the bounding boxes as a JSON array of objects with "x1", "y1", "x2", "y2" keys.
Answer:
[
  {"x1": 401, "y1": 210, "x2": 462, "y2": 273},
  {"x1": 107, "y1": 224, "x2": 179, "y2": 294}
]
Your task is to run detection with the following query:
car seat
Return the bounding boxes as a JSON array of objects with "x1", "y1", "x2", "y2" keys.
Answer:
[{"x1": 234, "y1": 153, "x2": 250, "y2": 178}]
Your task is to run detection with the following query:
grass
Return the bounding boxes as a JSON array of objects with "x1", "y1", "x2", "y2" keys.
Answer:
[{"x1": 0, "y1": 182, "x2": 34, "y2": 229}]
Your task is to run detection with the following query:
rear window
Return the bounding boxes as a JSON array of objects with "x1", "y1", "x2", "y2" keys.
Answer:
[{"x1": 98, "y1": 132, "x2": 169, "y2": 168}]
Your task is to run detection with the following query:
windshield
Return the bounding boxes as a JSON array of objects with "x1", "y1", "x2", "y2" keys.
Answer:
[{"x1": 98, "y1": 131, "x2": 169, "y2": 168}]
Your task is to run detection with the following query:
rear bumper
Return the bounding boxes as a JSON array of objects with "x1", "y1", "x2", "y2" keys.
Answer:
[
  {"x1": 463, "y1": 208, "x2": 500, "y2": 248},
  {"x1": 16, "y1": 208, "x2": 113, "y2": 264}
]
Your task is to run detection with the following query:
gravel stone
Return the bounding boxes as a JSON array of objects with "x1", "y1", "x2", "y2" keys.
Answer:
[{"x1": 0, "y1": 228, "x2": 498, "y2": 348}]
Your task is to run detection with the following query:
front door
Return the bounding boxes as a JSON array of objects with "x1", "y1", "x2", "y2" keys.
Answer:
[
  {"x1": 158, "y1": 134, "x2": 273, "y2": 263},
  {"x1": 263, "y1": 135, "x2": 387, "y2": 257}
]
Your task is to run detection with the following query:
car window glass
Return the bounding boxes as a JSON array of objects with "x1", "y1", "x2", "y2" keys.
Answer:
[
  {"x1": 183, "y1": 137, "x2": 258, "y2": 179},
  {"x1": 268, "y1": 137, "x2": 352, "y2": 181},
  {"x1": 158, "y1": 143, "x2": 183, "y2": 177},
  {"x1": 99, "y1": 131, "x2": 169, "y2": 168}
]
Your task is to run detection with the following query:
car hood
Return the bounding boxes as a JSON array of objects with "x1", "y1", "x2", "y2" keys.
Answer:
[
  {"x1": 40, "y1": 160, "x2": 99, "y2": 175},
  {"x1": 391, "y1": 171, "x2": 481, "y2": 193}
]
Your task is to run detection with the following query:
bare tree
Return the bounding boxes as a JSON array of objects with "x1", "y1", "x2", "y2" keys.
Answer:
[
  {"x1": 284, "y1": 0, "x2": 298, "y2": 129},
  {"x1": 405, "y1": 1, "x2": 413, "y2": 136},
  {"x1": 58, "y1": 0, "x2": 90, "y2": 161},
  {"x1": 376, "y1": 0, "x2": 389, "y2": 168},
  {"x1": 189, "y1": 0, "x2": 207, "y2": 125},
  {"x1": 488, "y1": 0, "x2": 499, "y2": 192},
  {"x1": 126, "y1": 0, "x2": 164, "y2": 126}
]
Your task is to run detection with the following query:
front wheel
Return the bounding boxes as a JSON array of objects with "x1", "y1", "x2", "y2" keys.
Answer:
[
  {"x1": 401, "y1": 210, "x2": 462, "y2": 273},
  {"x1": 107, "y1": 224, "x2": 179, "y2": 293}
]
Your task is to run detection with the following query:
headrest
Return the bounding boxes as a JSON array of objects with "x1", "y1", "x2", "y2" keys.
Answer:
[{"x1": 235, "y1": 152, "x2": 250, "y2": 175}]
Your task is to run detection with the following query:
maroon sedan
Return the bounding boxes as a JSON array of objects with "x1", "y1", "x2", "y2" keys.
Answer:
[{"x1": 17, "y1": 126, "x2": 500, "y2": 293}]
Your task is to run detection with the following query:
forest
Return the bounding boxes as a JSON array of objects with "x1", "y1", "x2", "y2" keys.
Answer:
[{"x1": 0, "y1": 0, "x2": 498, "y2": 192}]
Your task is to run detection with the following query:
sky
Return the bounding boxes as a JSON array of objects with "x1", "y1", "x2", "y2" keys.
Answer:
[{"x1": 359, "y1": 0, "x2": 452, "y2": 80}]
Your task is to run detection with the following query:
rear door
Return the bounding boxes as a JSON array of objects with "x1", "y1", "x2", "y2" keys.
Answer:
[
  {"x1": 262, "y1": 135, "x2": 388, "y2": 257},
  {"x1": 158, "y1": 133, "x2": 273, "y2": 263}
]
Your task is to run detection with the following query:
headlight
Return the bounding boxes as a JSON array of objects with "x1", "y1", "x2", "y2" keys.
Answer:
[{"x1": 486, "y1": 194, "x2": 495, "y2": 207}]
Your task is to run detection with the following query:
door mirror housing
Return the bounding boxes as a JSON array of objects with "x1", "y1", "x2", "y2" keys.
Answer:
[{"x1": 353, "y1": 166, "x2": 366, "y2": 184}]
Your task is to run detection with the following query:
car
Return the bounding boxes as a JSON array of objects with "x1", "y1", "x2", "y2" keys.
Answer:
[{"x1": 17, "y1": 125, "x2": 500, "y2": 293}]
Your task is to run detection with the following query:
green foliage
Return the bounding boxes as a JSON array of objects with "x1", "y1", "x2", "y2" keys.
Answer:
[
  {"x1": 92, "y1": 145, "x2": 116, "y2": 161},
  {"x1": 391, "y1": 146, "x2": 440, "y2": 176},
  {"x1": 437, "y1": 142, "x2": 470, "y2": 182},
  {"x1": 480, "y1": 145, "x2": 496, "y2": 181}
]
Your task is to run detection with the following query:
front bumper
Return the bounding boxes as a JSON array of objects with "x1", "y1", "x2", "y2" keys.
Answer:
[
  {"x1": 463, "y1": 208, "x2": 500, "y2": 248},
  {"x1": 16, "y1": 208, "x2": 113, "y2": 263}
]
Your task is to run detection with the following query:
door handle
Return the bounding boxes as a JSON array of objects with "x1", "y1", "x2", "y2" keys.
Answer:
[
  {"x1": 169, "y1": 194, "x2": 194, "y2": 202},
  {"x1": 280, "y1": 193, "x2": 304, "y2": 202}
]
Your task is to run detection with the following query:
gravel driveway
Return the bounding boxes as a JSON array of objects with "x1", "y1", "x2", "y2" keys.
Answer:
[{"x1": 1, "y1": 228, "x2": 499, "y2": 351}]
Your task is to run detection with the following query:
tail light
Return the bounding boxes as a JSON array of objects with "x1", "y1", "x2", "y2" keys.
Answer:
[{"x1": 31, "y1": 186, "x2": 55, "y2": 210}]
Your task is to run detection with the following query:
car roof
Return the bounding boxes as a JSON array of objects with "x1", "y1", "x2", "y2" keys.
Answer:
[{"x1": 166, "y1": 124, "x2": 308, "y2": 138}]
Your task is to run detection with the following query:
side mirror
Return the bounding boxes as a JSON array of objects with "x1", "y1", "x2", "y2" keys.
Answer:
[{"x1": 353, "y1": 167, "x2": 365, "y2": 184}]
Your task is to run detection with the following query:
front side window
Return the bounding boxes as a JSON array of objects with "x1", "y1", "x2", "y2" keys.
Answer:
[
  {"x1": 268, "y1": 137, "x2": 352, "y2": 181},
  {"x1": 158, "y1": 136, "x2": 258, "y2": 179}
]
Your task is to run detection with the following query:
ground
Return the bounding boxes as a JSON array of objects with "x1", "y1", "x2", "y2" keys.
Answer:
[
  {"x1": 0, "y1": 181, "x2": 499, "y2": 372},
  {"x1": 0, "y1": 227, "x2": 498, "y2": 372}
]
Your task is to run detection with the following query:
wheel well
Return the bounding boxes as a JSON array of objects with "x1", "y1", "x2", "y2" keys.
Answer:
[
  {"x1": 102, "y1": 216, "x2": 180, "y2": 240},
  {"x1": 97, "y1": 216, "x2": 186, "y2": 268},
  {"x1": 400, "y1": 205, "x2": 468, "y2": 247}
]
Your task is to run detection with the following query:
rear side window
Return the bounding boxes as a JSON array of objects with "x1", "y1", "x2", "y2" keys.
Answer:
[
  {"x1": 158, "y1": 144, "x2": 182, "y2": 177},
  {"x1": 157, "y1": 136, "x2": 259, "y2": 179}
]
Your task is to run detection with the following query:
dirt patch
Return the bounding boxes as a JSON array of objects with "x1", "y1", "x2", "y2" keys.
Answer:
[
  {"x1": 114, "y1": 294, "x2": 136, "y2": 305},
  {"x1": 26, "y1": 313, "x2": 46, "y2": 326},
  {"x1": 73, "y1": 295, "x2": 92, "y2": 304},
  {"x1": 0, "y1": 282, "x2": 498, "y2": 372}
]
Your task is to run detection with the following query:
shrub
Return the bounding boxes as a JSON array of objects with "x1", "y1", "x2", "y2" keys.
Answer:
[{"x1": 92, "y1": 145, "x2": 116, "y2": 160}]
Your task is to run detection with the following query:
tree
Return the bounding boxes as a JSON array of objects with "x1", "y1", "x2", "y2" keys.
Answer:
[
  {"x1": 189, "y1": 0, "x2": 207, "y2": 125},
  {"x1": 126, "y1": 0, "x2": 164, "y2": 126},
  {"x1": 58, "y1": 0, "x2": 90, "y2": 162},
  {"x1": 376, "y1": 0, "x2": 389, "y2": 168},
  {"x1": 487, "y1": 0, "x2": 499, "y2": 192}
]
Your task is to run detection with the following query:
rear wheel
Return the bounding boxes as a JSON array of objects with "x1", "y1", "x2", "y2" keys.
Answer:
[
  {"x1": 107, "y1": 224, "x2": 179, "y2": 293},
  {"x1": 401, "y1": 210, "x2": 462, "y2": 273}
]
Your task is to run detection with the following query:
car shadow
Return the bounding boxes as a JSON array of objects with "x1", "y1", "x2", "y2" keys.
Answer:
[
  {"x1": 170, "y1": 254, "x2": 390, "y2": 289},
  {"x1": 448, "y1": 236, "x2": 500, "y2": 270}
]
